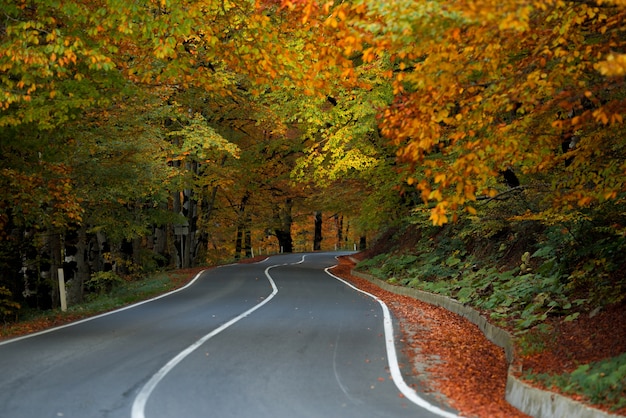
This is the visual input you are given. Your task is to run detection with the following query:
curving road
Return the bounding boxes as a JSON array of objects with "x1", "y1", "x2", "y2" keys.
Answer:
[{"x1": 0, "y1": 252, "x2": 458, "y2": 418}]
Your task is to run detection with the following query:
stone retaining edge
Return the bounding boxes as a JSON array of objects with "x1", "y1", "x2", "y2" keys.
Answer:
[{"x1": 349, "y1": 266, "x2": 623, "y2": 418}]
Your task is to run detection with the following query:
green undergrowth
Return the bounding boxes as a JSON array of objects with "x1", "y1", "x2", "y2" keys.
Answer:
[
  {"x1": 77, "y1": 271, "x2": 182, "y2": 312},
  {"x1": 1, "y1": 269, "x2": 200, "y2": 339},
  {"x1": 524, "y1": 353, "x2": 626, "y2": 412},
  {"x1": 360, "y1": 249, "x2": 585, "y2": 330},
  {"x1": 355, "y1": 201, "x2": 626, "y2": 411},
  {"x1": 357, "y1": 211, "x2": 626, "y2": 332}
]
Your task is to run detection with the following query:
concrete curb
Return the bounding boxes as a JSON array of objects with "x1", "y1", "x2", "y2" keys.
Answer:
[{"x1": 349, "y1": 266, "x2": 623, "y2": 418}]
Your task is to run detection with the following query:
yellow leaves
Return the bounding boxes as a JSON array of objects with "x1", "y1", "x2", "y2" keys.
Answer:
[
  {"x1": 611, "y1": 113, "x2": 624, "y2": 124},
  {"x1": 597, "y1": 0, "x2": 626, "y2": 5},
  {"x1": 592, "y1": 109, "x2": 610, "y2": 125},
  {"x1": 498, "y1": 10, "x2": 531, "y2": 32},
  {"x1": 340, "y1": 35, "x2": 361, "y2": 56},
  {"x1": 434, "y1": 173, "x2": 447, "y2": 184},
  {"x1": 362, "y1": 47, "x2": 376, "y2": 63},
  {"x1": 432, "y1": 109, "x2": 449, "y2": 123},
  {"x1": 326, "y1": 15, "x2": 339, "y2": 29},
  {"x1": 429, "y1": 189, "x2": 443, "y2": 201},
  {"x1": 300, "y1": 0, "x2": 318, "y2": 25},
  {"x1": 429, "y1": 202, "x2": 449, "y2": 227},
  {"x1": 595, "y1": 53, "x2": 626, "y2": 77}
]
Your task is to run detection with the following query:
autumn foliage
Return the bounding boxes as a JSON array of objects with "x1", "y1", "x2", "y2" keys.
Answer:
[
  {"x1": 2, "y1": 2, "x2": 626, "y2": 415},
  {"x1": 285, "y1": 0, "x2": 626, "y2": 225},
  {"x1": 1, "y1": 0, "x2": 625, "y2": 313}
]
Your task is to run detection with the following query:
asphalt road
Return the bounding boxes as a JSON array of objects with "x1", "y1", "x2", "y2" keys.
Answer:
[{"x1": 0, "y1": 252, "x2": 458, "y2": 418}]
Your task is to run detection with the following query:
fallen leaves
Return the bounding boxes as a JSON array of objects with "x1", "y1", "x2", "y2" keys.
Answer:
[
  {"x1": 331, "y1": 256, "x2": 529, "y2": 417},
  {"x1": 515, "y1": 302, "x2": 626, "y2": 416}
]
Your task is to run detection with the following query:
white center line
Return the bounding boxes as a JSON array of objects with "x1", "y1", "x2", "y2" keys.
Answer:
[{"x1": 131, "y1": 256, "x2": 305, "y2": 418}]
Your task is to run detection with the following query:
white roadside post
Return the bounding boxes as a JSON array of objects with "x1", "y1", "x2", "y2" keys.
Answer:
[{"x1": 58, "y1": 268, "x2": 67, "y2": 312}]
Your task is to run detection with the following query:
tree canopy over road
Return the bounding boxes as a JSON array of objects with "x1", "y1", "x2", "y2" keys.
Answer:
[{"x1": 1, "y1": 0, "x2": 625, "y2": 316}]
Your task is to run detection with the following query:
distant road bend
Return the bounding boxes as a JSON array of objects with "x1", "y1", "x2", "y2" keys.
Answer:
[{"x1": 0, "y1": 252, "x2": 458, "y2": 418}]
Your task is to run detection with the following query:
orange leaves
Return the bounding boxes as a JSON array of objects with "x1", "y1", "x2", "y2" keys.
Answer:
[
  {"x1": 2, "y1": 0, "x2": 624, "y2": 232},
  {"x1": 429, "y1": 202, "x2": 449, "y2": 226},
  {"x1": 1, "y1": 162, "x2": 83, "y2": 229},
  {"x1": 280, "y1": 0, "x2": 320, "y2": 24},
  {"x1": 592, "y1": 109, "x2": 610, "y2": 125},
  {"x1": 329, "y1": 257, "x2": 527, "y2": 418},
  {"x1": 366, "y1": 0, "x2": 626, "y2": 225}
]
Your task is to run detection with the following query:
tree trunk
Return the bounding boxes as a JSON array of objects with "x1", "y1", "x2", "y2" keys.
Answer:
[
  {"x1": 183, "y1": 187, "x2": 194, "y2": 269},
  {"x1": 244, "y1": 218, "x2": 252, "y2": 257},
  {"x1": 173, "y1": 184, "x2": 196, "y2": 269},
  {"x1": 234, "y1": 226, "x2": 243, "y2": 260},
  {"x1": 359, "y1": 236, "x2": 367, "y2": 251},
  {"x1": 234, "y1": 192, "x2": 250, "y2": 260},
  {"x1": 153, "y1": 221, "x2": 168, "y2": 268},
  {"x1": 334, "y1": 214, "x2": 343, "y2": 249},
  {"x1": 196, "y1": 185, "x2": 219, "y2": 264},
  {"x1": 69, "y1": 225, "x2": 89, "y2": 304},
  {"x1": 313, "y1": 211, "x2": 322, "y2": 251},
  {"x1": 48, "y1": 231, "x2": 63, "y2": 309},
  {"x1": 274, "y1": 198, "x2": 293, "y2": 253},
  {"x1": 275, "y1": 230, "x2": 293, "y2": 253}
]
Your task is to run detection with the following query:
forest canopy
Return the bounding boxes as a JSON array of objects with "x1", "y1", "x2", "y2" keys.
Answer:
[{"x1": 1, "y1": 0, "x2": 624, "y2": 312}]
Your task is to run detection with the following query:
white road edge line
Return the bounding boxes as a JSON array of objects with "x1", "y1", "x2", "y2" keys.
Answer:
[
  {"x1": 324, "y1": 266, "x2": 460, "y2": 418},
  {"x1": 0, "y1": 257, "x2": 275, "y2": 347},
  {"x1": 131, "y1": 255, "x2": 305, "y2": 418},
  {"x1": 0, "y1": 269, "x2": 209, "y2": 347}
]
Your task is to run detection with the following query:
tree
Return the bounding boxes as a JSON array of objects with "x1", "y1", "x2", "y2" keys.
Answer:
[
  {"x1": 0, "y1": 0, "x2": 292, "y2": 306},
  {"x1": 313, "y1": 211, "x2": 322, "y2": 251},
  {"x1": 7, "y1": 0, "x2": 623, "y2": 314},
  {"x1": 285, "y1": 0, "x2": 626, "y2": 226}
]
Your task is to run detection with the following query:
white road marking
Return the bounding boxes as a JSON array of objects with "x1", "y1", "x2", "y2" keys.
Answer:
[
  {"x1": 0, "y1": 270, "x2": 208, "y2": 347},
  {"x1": 325, "y1": 267, "x2": 460, "y2": 418},
  {"x1": 131, "y1": 255, "x2": 305, "y2": 418},
  {"x1": 0, "y1": 256, "x2": 275, "y2": 347},
  {"x1": 331, "y1": 319, "x2": 363, "y2": 405}
]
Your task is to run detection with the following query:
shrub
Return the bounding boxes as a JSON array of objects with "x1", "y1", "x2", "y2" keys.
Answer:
[
  {"x1": 526, "y1": 353, "x2": 626, "y2": 411},
  {"x1": 0, "y1": 286, "x2": 20, "y2": 319},
  {"x1": 85, "y1": 271, "x2": 124, "y2": 294}
]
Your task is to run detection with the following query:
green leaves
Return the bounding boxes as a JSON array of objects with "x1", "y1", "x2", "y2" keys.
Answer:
[
  {"x1": 0, "y1": 286, "x2": 21, "y2": 318},
  {"x1": 168, "y1": 112, "x2": 240, "y2": 162},
  {"x1": 526, "y1": 353, "x2": 626, "y2": 411}
]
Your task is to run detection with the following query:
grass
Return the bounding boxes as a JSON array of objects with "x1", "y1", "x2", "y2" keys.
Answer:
[
  {"x1": 524, "y1": 353, "x2": 626, "y2": 412},
  {"x1": 0, "y1": 267, "x2": 205, "y2": 340}
]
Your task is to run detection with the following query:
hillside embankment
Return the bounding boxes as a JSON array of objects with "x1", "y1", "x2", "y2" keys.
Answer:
[{"x1": 342, "y1": 221, "x2": 625, "y2": 417}]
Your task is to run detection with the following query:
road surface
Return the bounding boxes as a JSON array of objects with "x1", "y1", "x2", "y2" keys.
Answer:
[{"x1": 0, "y1": 252, "x2": 458, "y2": 418}]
